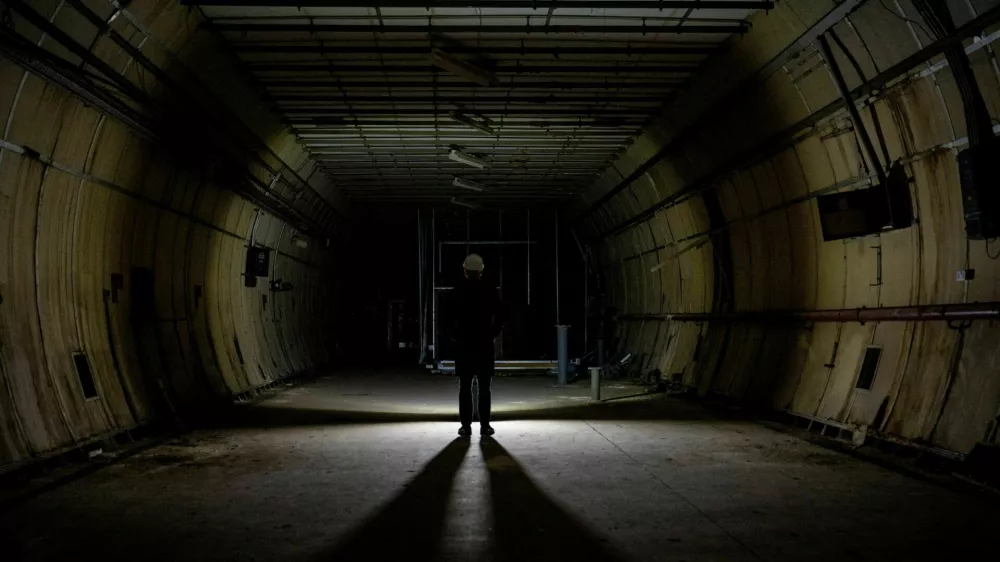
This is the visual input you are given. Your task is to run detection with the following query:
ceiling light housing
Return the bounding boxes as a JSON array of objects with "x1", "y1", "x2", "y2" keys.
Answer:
[
  {"x1": 448, "y1": 149, "x2": 489, "y2": 170},
  {"x1": 450, "y1": 111, "x2": 495, "y2": 136},
  {"x1": 453, "y1": 176, "x2": 487, "y2": 192},
  {"x1": 430, "y1": 49, "x2": 499, "y2": 87}
]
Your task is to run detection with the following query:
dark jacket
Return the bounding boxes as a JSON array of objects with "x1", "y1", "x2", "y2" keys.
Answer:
[{"x1": 447, "y1": 277, "x2": 505, "y2": 355}]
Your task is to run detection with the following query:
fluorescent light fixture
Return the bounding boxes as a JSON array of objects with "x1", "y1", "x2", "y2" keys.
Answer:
[
  {"x1": 450, "y1": 197, "x2": 481, "y2": 210},
  {"x1": 430, "y1": 49, "x2": 498, "y2": 87},
  {"x1": 448, "y1": 149, "x2": 489, "y2": 170},
  {"x1": 453, "y1": 176, "x2": 487, "y2": 192},
  {"x1": 450, "y1": 111, "x2": 495, "y2": 136}
]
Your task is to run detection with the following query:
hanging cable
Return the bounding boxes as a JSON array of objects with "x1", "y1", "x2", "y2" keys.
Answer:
[
  {"x1": 987, "y1": 238, "x2": 1000, "y2": 259},
  {"x1": 912, "y1": 0, "x2": 995, "y2": 148},
  {"x1": 829, "y1": 29, "x2": 893, "y2": 169}
]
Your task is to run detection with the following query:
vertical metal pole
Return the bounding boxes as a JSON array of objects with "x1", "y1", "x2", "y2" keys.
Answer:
[
  {"x1": 583, "y1": 251, "x2": 589, "y2": 353},
  {"x1": 387, "y1": 302, "x2": 393, "y2": 352},
  {"x1": 556, "y1": 324, "x2": 569, "y2": 385},
  {"x1": 499, "y1": 209, "x2": 504, "y2": 359},
  {"x1": 417, "y1": 209, "x2": 423, "y2": 361},
  {"x1": 590, "y1": 367, "x2": 601, "y2": 401},
  {"x1": 432, "y1": 209, "x2": 438, "y2": 362},
  {"x1": 527, "y1": 208, "x2": 531, "y2": 306},
  {"x1": 555, "y1": 209, "x2": 560, "y2": 325},
  {"x1": 499, "y1": 209, "x2": 504, "y2": 291}
]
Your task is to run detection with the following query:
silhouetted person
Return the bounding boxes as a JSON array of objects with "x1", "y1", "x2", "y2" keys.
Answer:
[{"x1": 448, "y1": 253, "x2": 505, "y2": 437}]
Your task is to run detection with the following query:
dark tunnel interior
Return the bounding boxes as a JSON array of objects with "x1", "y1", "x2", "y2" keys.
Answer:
[{"x1": 2, "y1": 1, "x2": 1000, "y2": 560}]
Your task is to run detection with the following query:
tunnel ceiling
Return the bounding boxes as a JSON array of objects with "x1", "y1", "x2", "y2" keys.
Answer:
[{"x1": 184, "y1": 0, "x2": 770, "y2": 203}]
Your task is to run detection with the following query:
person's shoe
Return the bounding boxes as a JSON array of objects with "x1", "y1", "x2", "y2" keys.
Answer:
[
  {"x1": 458, "y1": 425, "x2": 472, "y2": 437},
  {"x1": 480, "y1": 425, "x2": 495, "y2": 437}
]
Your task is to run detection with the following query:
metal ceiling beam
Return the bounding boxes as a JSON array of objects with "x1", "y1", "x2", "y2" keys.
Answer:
[
  {"x1": 310, "y1": 148, "x2": 620, "y2": 153},
  {"x1": 345, "y1": 190, "x2": 570, "y2": 194},
  {"x1": 296, "y1": 120, "x2": 644, "y2": 127},
  {"x1": 345, "y1": 189, "x2": 568, "y2": 193},
  {"x1": 318, "y1": 163, "x2": 611, "y2": 168},
  {"x1": 308, "y1": 143, "x2": 625, "y2": 149},
  {"x1": 334, "y1": 183, "x2": 591, "y2": 188},
  {"x1": 301, "y1": 129, "x2": 637, "y2": 134},
  {"x1": 212, "y1": 23, "x2": 748, "y2": 34},
  {"x1": 323, "y1": 167, "x2": 603, "y2": 172},
  {"x1": 246, "y1": 64, "x2": 698, "y2": 74},
  {"x1": 263, "y1": 80, "x2": 682, "y2": 88},
  {"x1": 346, "y1": 197, "x2": 570, "y2": 202},
  {"x1": 185, "y1": 1, "x2": 773, "y2": 8},
  {"x1": 329, "y1": 172, "x2": 595, "y2": 177},
  {"x1": 341, "y1": 187, "x2": 576, "y2": 192},
  {"x1": 299, "y1": 132, "x2": 632, "y2": 140},
  {"x1": 294, "y1": 114, "x2": 643, "y2": 119},
  {"x1": 289, "y1": 110, "x2": 658, "y2": 119},
  {"x1": 339, "y1": 188, "x2": 579, "y2": 191},
  {"x1": 303, "y1": 136, "x2": 633, "y2": 142},
  {"x1": 318, "y1": 162, "x2": 604, "y2": 166},
  {"x1": 317, "y1": 160, "x2": 608, "y2": 165},
  {"x1": 234, "y1": 45, "x2": 719, "y2": 55},
  {"x1": 286, "y1": 109, "x2": 654, "y2": 115},
  {"x1": 334, "y1": 172, "x2": 592, "y2": 177},
  {"x1": 322, "y1": 170, "x2": 605, "y2": 175},
  {"x1": 274, "y1": 94, "x2": 665, "y2": 102},
  {"x1": 346, "y1": 195, "x2": 570, "y2": 199}
]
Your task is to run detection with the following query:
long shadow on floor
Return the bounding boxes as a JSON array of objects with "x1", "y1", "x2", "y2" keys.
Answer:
[
  {"x1": 481, "y1": 438, "x2": 626, "y2": 562},
  {"x1": 311, "y1": 437, "x2": 470, "y2": 562},
  {"x1": 227, "y1": 398, "x2": 712, "y2": 430},
  {"x1": 311, "y1": 436, "x2": 625, "y2": 562}
]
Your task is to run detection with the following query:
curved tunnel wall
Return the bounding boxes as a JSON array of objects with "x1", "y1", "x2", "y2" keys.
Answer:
[
  {"x1": 0, "y1": 0, "x2": 344, "y2": 468},
  {"x1": 575, "y1": 0, "x2": 1000, "y2": 455}
]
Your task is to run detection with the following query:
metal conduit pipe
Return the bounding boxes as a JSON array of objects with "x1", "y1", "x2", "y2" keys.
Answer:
[{"x1": 619, "y1": 303, "x2": 1000, "y2": 323}]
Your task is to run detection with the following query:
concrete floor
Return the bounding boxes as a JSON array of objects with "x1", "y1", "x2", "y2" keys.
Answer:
[{"x1": 2, "y1": 371, "x2": 997, "y2": 561}]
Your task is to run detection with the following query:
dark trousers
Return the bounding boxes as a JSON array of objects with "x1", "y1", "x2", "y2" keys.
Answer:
[
  {"x1": 458, "y1": 372, "x2": 492, "y2": 427},
  {"x1": 456, "y1": 346, "x2": 494, "y2": 427}
]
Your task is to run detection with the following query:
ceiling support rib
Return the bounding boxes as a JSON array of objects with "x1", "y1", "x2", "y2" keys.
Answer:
[
  {"x1": 212, "y1": 24, "x2": 749, "y2": 34},
  {"x1": 233, "y1": 45, "x2": 719, "y2": 55},
  {"x1": 185, "y1": 1, "x2": 773, "y2": 8},
  {"x1": 245, "y1": 64, "x2": 700, "y2": 74}
]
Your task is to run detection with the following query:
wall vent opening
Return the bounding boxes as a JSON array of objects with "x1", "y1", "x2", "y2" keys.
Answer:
[
  {"x1": 856, "y1": 346, "x2": 882, "y2": 390},
  {"x1": 73, "y1": 353, "x2": 98, "y2": 399}
]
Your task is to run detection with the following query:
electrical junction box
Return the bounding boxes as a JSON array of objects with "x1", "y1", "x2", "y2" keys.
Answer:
[
  {"x1": 958, "y1": 140, "x2": 1000, "y2": 239},
  {"x1": 816, "y1": 163, "x2": 913, "y2": 241},
  {"x1": 245, "y1": 246, "x2": 271, "y2": 277}
]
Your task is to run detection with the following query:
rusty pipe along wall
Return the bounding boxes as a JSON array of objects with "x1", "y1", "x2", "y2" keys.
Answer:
[
  {"x1": 574, "y1": 0, "x2": 1000, "y2": 456},
  {"x1": 0, "y1": 0, "x2": 348, "y2": 470},
  {"x1": 620, "y1": 302, "x2": 1000, "y2": 323}
]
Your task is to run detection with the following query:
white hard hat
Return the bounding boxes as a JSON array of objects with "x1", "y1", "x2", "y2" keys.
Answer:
[{"x1": 463, "y1": 253, "x2": 485, "y2": 272}]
